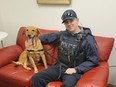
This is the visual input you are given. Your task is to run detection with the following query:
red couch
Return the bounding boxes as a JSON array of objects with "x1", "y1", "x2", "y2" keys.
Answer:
[{"x1": 0, "y1": 27, "x2": 115, "y2": 87}]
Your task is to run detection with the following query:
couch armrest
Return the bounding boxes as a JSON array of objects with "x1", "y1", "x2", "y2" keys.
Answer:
[
  {"x1": 76, "y1": 62, "x2": 108, "y2": 87},
  {"x1": 0, "y1": 45, "x2": 23, "y2": 68}
]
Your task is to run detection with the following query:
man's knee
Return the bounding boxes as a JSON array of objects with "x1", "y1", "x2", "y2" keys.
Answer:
[
  {"x1": 32, "y1": 74, "x2": 37, "y2": 81},
  {"x1": 32, "y1": 73, "x2": 41, "y2": 82}
]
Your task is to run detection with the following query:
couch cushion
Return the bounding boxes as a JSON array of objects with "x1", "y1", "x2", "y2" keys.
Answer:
[
  {"x1": 0, "y1": 63, "x2": 45, "y2": 87},
  {"x1": 94, "y1": 36, "x2": 114, "y2": 61},
  {"x1": 16, "y1": 27, "x2": 26, "y2": 50}
]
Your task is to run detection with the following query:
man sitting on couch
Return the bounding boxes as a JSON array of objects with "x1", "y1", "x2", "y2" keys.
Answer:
[{"x1": 32, "y1": 9, "x2": 99, "y2": 87}]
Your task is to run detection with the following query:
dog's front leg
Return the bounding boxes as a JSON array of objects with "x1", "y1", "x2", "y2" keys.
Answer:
[
  {"x1": 23, "y1": 58, "x2": 31, "y2": 71},
  {"x1": 29, "y1": 57, "x2": 38, "y2": 73}
]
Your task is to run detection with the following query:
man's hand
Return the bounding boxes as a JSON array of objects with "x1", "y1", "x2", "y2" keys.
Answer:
[{"x1": 65, "y1": 68, "x2": 77, "y2": 74}]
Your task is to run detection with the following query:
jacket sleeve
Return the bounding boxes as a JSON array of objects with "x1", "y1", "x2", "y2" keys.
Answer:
[
  {"x1": 39, "y1": 32, "x2": 61, "y2": 45},
  {"x1": 75, "y1": 35, "x2": 99, "y2": 74}
]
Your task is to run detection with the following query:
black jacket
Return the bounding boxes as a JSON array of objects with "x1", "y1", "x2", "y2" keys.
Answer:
[{"x1": 39, "y1": 26, "x2": 98, "y2": 74}]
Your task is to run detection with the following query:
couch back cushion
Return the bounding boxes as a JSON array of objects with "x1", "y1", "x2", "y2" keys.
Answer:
[
  {"x1": 38, "y1": 29, "x2": 59, "y2": 65},
  {"x1": 16, "y1": 27, "x2": 115, "y2": 65}
]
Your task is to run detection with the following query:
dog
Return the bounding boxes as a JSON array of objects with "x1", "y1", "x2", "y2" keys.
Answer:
[{"x1": 12, "y1": 26, "x2": 48, "y2": 73}]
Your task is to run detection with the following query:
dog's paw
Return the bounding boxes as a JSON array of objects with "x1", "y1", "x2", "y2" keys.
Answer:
[
  {"x1": 34, "y1": 70, "x2": 38, "y2": 73},
  {"x1": 45, "y1": 66, "x2": 48, "y2": 69},
  {"x1": 25, "y1": 67, "x2": 31, "y2": 71}
]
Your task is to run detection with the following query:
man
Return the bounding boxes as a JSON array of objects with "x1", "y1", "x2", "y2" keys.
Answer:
[{"x1": 32, "y1": 9, "x2": 98, "y2": 87}]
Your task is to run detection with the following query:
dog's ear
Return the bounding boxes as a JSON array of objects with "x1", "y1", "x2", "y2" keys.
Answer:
[{"x1": 36, "y1": 28, "x2": 41, "y2": 35}]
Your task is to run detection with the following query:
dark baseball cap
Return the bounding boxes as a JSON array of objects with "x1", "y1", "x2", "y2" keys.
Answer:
[{"x1": 61, "y1": 9, "x2": 77, "y2": 23}]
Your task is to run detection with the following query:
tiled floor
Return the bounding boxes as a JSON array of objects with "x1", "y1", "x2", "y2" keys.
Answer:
[{"x1": 108, "y1": 84, "x2": 116, "y2": 87}]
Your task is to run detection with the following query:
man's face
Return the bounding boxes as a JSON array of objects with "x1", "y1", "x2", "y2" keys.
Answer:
[{"x1": 64, "y1": 18, "x2": 79, "y2": 33}]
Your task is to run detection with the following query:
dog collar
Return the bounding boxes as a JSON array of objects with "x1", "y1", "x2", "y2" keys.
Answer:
[{"x1": 27, "y1": 49, "x2": 44, "y2": 52}]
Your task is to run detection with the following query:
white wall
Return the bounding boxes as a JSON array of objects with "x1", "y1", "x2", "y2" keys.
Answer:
[{"x1": 0, "y1": 0, "x2": 116, "y2": 85}]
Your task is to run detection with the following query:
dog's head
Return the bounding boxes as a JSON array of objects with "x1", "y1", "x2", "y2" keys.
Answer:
[
  {"x1": 23, "y1": 26, "x2": 41, "y2": 46},
  {"x1": 23, "y1": 26, "x2": 41, "y2": 38}
]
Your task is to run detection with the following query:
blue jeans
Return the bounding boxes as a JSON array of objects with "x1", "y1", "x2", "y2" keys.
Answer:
[{"x1": 31, "y1": 65, "x2": 81, "y2": 87}]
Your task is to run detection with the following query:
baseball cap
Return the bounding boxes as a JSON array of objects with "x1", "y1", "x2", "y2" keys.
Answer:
[{"x1": 61, "y1": 9, "x2": 77, "y2": 23}]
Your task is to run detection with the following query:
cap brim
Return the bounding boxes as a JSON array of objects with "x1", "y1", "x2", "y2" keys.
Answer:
[{"x1": 62, "y1": 17, "x2": 75, "y2": 23}]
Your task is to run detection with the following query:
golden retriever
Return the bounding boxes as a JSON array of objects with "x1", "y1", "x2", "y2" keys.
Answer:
[{"x1": 12, "y1": 26, "x2": 47, "y2": 73}]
